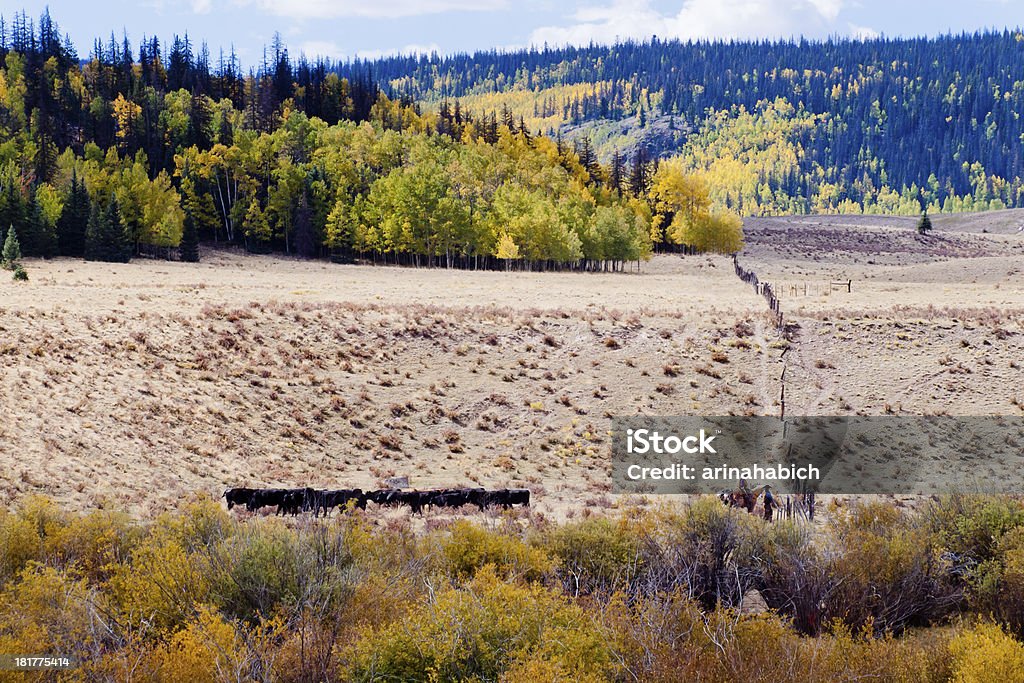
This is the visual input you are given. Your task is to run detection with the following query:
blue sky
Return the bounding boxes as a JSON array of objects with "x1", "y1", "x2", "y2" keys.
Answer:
[{"x1": 6, "y1": 1, "x2": 1022, "y2": 65}]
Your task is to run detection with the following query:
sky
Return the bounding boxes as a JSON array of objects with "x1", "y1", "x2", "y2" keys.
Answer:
[{"x1": 4, "y1": 0, "x2": 1022, "y2": 66}]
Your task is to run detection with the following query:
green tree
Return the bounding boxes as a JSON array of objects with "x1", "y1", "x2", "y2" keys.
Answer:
[
  {"x1": 179, "y1": 212, "x2": 200, "y2": 262},
  {"x1": 85, "y1": 196, "x2": 132, "y2": 263},
  {"x1": 2, "y1": 225, "x2": 22, "y2": 267},
  {"x1": 57, "y1": 174, "x2": 91, "y2": 257},
  {"x1": 917, "y1": 210, "x2": 933, "y2": 235}
]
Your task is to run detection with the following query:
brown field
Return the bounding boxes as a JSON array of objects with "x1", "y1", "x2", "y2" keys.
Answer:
[{"x1": 1, "y1": 210, "x2": 1022, "y2": 518}]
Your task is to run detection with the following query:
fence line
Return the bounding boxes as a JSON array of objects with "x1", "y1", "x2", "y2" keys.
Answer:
[
  {"x1": 732, "y1": 254, "x2": 818, "y2": 525},
  {"x1": 765, "y1": 280, "x2": 853, "y2": 298},
  {"x1": 733, "y1": 254, "x2": 784, "y2": 333}
]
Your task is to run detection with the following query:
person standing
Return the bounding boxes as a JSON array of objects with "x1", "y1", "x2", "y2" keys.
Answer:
[{"x1": 763, "y1": 484, "x2": 779, "y2": 522}]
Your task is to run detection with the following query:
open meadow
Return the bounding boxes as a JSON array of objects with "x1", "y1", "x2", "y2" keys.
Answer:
[{"x1": 1, "y1": 212, "x2": 1022, "y2": 518}]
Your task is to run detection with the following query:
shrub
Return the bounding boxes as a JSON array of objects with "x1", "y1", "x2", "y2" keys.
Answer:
[
  {"x1": 108, "y1": 532, "x2": 212, "y2": 633},
  {"x1": 208, "y1": 521, "x2": 308, "y2": 622},
  {"x1": 436, "y1": 520, "x2": 554, "y2": 583},
  {"x1": 758, "y1": 519, "x2": 835, "y2": 635},
  {"x1": 828, "y1": 502, "x2": 961, "y2": 634},
  {"x1": 159, "y1": 495, "x2": 233, "y2": 553},
  {"x1": 543, "y1": 517, "x2": 642, "y2": 596},
  {"x1": 949, "y1": 621, "x2": 1024, "y2": 683},
  {"x1": 343, "y1": 567, "x2": 616, "y2": 682},
  {"x1": 972, "y1": 527, "x2": 1024, "y2": 637},
  {"x1": 209, "y1": 520, "x2": 360, "y2": 629},
  {"x1": 11, "y1": 264, "x2": 27, "y2": 281},
  {"x1": 43, "y1": 509, "x2": 139, "y2": 583},
  {"x1": 0, "y1": 510, "x2": 44, "y2": 585},
  {"x1": 142, "y1": 606, "x2": 274, "y2": 682},
  {"x1": 924, "y1": 493, "x2": 1024, "y2": 566},
  {"x1": 640, "y1": 498, "x2": 769, "y2": 610},
  {"x1": 0, "y1": 564, "x2": 101, "y2": 668}
]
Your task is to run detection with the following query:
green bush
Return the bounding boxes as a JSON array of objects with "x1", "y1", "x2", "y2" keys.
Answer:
[
  {"x1": 209, "y1": 520, "x2": 359, "y2": 625},
  {"x1": 971, "y1": 527, "x2": 1024, "y2": 637},
  {"x1": 925, "y1": 493, "x2": 1024, "y2": 565}
]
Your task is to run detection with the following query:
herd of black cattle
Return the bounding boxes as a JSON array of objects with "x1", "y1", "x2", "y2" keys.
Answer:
[{"x1": 224, "y1": 487, "x2": 530, "y2": 516}]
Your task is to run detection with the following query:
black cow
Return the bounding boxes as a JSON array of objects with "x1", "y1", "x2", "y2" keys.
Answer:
[
  {"x1": 224, "y1": 487, "x2": 256, "y2": 510},
  {"x1": 482, "y1": 488, "x2": 530, "y2": 509},
  {"x1": 398, "y1": 490, "x2": 431, "y2": 514},
  {"x1": 247, "y1": 488, "x2": 285, "y2": 513},
  {"x1": 506, "y1": 488, "x2": 530, "y2": 507},
  {"x1": 278, "y1": 488, "x2": 314, "y2": 516},
  {"x1": 430, "y1": 488, "x2": 487, "y2": 511},
  {"x1": 368, "y1": 489, "x2": 431, "y2": 514},
  {"x1": 317, "y1": 489, "x2": 366, "y2": 516},
  {"x1": 367, "y1": 489, "x2": 402, "y2": 508}
]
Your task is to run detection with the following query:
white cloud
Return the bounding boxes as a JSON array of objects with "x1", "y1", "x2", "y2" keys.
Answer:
[
  {"x1": 354, "y1": 43, "x2": 443, "y2": 60},
  {"x1": 234, "y1": 0, "x2": 507, "y2": 19},
  {"x1": 849, "y1": 23, "x2": 880, "y2": 40},
  {"x1": 191, "y1": 0, "x2": 214, "y2": 13},
  {"x1": 299, "y1": 40, "x2": 443, "y2": 61},
  {"x1": 529, "y1": 0, "x2": 861, "y2": 47}
]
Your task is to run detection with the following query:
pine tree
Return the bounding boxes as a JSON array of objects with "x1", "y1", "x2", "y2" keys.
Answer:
[
  {"x1": 57, "y1": 175, "x2": 90, "y2": 257},
  {"x1": 26, "y1": 197, "x2": 58, "y2": 258},
  {"x1": 179, "y1": 211, "x2": 200, "y2": 262},
  {"x1": 2, "y1": 224, "x2": 22, "y2": 267},
  {"x1": 0, "y1": 184, "x2": 26, "y2": 250},
  {"x1": 17, "y1": 202, "x2": 43, "y2": 256},
  {"x1": 85, "y1": 196, "x2": 132, "y2": 263},
  {"x1": 917, "y1": 210, "x2": 932, "y2": 235},
  {"x1": 610, "y1": 150, "x2": 624, "y2": 196},
  {"x1": 104, "y1": 196, "x2": 132, "y2": 263},
  {"x1": 84, "y1": 203, "x2": 102, "y2": 262}
]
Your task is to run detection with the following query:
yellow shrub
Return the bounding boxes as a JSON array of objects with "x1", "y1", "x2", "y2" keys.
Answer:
[
  {"x1": 43, "y1": 510, "x2": 138, "y2": 582},
  {"x1": 145, "y1": 606, "x2": 248, "y2": 683},
  {"x1": 437, "y1": 520, "x2": 554, "y2": 582},
  {"x1": 0, "y1": 513, "x2": 43, "y2": 584},
  {"x1": 344, "y1": 566, "x2": 616, "y2": 682},
  {"x1": 501, "y1": 655, "x2": 609, "y2": 683},
  {"x1": 108, "y1": 534, "x2": 210, "y2": 633},
  {"x1": 949, "y1": 621, "x2": 1024, "y2": 683},
  {"x1": 158, "y1": 495, "x2": 234, "y2": 552},
  {"x1": 0, "y1": 563, "x2": 101, "y2": 672}
]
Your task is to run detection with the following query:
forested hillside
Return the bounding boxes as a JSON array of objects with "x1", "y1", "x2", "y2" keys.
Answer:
[
  {"x1": 348, "y1": 32, "x2": 1024, "y2": 215},
  {"x1": 2, "y1": 10, "x2": 1020, "y2": 268},
  {"x1": 4, "y1": 10, "x2": 728, "y2": 267}
]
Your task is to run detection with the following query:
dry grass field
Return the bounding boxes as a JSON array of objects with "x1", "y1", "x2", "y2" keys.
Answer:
[
  {"x1": 0, "y1": 251, "x2": 777, "y2": 518},
  {"x1": 743, "y1": 213, "x2": 1024, "y2": 416},
  {"x1": 1, "y1": 210, "x2": 1022, "y2": 518}
]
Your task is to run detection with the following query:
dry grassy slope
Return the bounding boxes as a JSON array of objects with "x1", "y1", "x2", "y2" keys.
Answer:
[
  {"x1": 3, "y1": 211, "x2": 1022, "y2": 519},
  {"x1": 0, "y1": 253, "x2": 778, "y2": 518},
  {"x1": 740, "y1": 214, "x2": 1024, "y2": 416}
]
